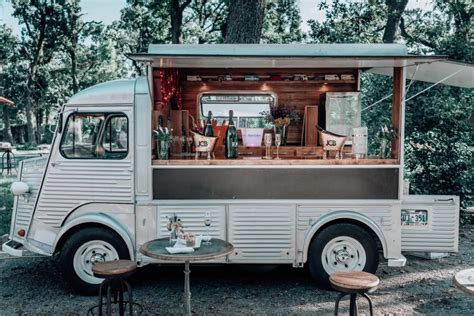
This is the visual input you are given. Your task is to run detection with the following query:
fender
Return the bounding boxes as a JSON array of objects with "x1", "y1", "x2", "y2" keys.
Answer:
[
  {"x1": 302, "y1": 210, "x2": 388, "y2": 262},
  {"x1": 53, "y1": 212, "x2": 135, "y2": 260}
]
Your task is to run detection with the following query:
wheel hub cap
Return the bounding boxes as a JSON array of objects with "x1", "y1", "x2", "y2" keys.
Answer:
[
  {"x1": 321, "y1": 236, "x2": 367, "y2": 274},
  {"x1": 335, "y1": 249, "x2": 350, "y2": 264},
  {"x1": 90, "y1": 253, "x2": 106, "y2": 265},
  {"x1": 73, "y1": 240, "x2": 119, "y2": 285}
]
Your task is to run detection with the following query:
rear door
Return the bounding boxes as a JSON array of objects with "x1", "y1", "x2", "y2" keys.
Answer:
[{"x1": 401, "y1": 195, "x2": 459, "y2": 252}]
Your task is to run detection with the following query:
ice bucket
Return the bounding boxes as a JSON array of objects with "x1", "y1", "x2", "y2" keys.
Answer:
[{"x1": 241, "y1": 128, "x2": 264, "y2": 147}]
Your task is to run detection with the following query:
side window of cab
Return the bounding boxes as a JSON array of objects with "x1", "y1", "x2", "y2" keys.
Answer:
[{"x1": 60, "y1": 113, "x2": 128, "y2": 159}]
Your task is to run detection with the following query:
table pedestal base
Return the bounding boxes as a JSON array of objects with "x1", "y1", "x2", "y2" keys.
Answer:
[{"x1": 183, "y1": 261, "x2": 191, "y2": 316}]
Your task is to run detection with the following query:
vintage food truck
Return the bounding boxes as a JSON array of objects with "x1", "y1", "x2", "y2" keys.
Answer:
[{"x1": 3, "y1": 44, "x2": 469, "y2": 294}]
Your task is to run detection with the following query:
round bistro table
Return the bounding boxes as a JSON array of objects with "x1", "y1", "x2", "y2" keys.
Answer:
[{"x1": 140, "y1": 238, "x2": 234, "y2": 316}]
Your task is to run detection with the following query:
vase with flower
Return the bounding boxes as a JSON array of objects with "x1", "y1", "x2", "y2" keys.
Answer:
[
  {"x1": 376, "y1": 125, "x2": 397, "y2": 159},
  {"x1": 154, "y1": 127, "x2": 173, "y2": 160},
  {"x1": 260, "y1": 104, "x2": 301, "y2": 145}
]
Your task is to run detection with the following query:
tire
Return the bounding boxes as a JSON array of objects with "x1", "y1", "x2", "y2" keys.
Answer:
[
  {"x1": 59, "y1": 227, "x2": 130, "y2": 295},
  {"x1": 307, "y1": 223, "x2": 379, "y2": 289}
]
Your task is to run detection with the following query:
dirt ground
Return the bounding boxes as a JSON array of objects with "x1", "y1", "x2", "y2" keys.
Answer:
[{"x1": 0, "y1": 225, "x2": 472, "y2": 315}]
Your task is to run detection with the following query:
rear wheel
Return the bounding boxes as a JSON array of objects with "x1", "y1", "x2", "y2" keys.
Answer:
[
  {"x1": 308, "y1": 223, "x2": 379, "y2": 288},
  {"x1": 59, "y1": 227, "x2": 130, "y2": 295}
]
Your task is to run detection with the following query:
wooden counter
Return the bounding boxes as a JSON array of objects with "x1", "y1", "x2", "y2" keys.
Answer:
[{"x1": 152, "y1": 158, "x2": 399, "y2": 166}]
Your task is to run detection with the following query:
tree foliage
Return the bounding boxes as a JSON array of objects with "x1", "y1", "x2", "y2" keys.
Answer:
[{"x1": 262, "y1": 0, "x2": 304, "y2": 43}]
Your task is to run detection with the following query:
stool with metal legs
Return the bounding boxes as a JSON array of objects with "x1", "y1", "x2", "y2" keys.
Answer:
[
  {"x1": 329, "y1": 271, "x2": 379, "y2": 316},
  {"x1": 87, "y1": 260, "x2": 143, "y2": 316}
]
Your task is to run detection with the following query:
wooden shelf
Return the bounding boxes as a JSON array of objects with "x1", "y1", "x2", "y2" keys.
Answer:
[{"x1": 152, "y1": 158, "x2": 399, "y2": 166}]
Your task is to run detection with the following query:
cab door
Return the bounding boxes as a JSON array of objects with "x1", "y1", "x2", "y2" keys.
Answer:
[{"x1": 33, "y1": 108, "x2": 134, "y2": 230}]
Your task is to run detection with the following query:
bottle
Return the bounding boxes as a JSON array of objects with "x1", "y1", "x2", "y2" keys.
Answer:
[
  {"x1": 203, "y1": 111, "x2": 214, "y2": 137},
  {"x1": 225, "y1": 110, "x2": 239, "y2": 159}
]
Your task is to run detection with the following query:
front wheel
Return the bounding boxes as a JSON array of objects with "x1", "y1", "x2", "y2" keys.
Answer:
[
  {"x1": 59, "y1": 227, "x2": 130, "y2": 295},
  {"x1": 308, "y1": 223, "x2": 379, "y2": 288}
]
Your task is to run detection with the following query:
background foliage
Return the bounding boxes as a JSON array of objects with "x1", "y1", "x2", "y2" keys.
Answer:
[{"x1": 0, "y1": 0, "x2": 472, "y2": 222}]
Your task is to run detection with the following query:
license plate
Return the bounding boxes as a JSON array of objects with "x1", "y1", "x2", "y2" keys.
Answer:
[{"x1": 401, "y1": 209, "x2": 428, "y2": 226}]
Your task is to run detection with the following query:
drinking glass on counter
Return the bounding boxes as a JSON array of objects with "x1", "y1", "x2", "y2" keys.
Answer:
[
  {"x1": 186, "y1": 136, "x2": 193, "y2": 156},
  {"x1": 275, "y1": 133, "x2": 282, "y2": 160},
  {"x1": 263, "y1": 133, "x2": 273, "y2": 160},
  {"x1": 203, "y1": 211, "x2": 212, "y2": 245}
]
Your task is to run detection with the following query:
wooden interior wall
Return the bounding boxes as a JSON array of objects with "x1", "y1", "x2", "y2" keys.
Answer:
[{"x1": 153, "y1": 68, "x2": 359, "y2": 144}]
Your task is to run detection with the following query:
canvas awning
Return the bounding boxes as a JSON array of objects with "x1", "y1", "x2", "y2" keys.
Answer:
[
  {"x1": 127, "y1": 44, "x2": 445, "y2": 69},
  {"x1": 368, "y1": 60, "x2": 474, "y2": 89},
  {"x1": 128, "y1": 44, "x2": 473, "y2": 89},
  {"x1": 0, "y1": 96, "x2": 14, "y2": 105}
]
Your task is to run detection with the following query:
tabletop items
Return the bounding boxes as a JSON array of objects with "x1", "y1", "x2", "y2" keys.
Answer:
[{"x1": 165, "y1": 214, "x2": 212, "y2": 254}]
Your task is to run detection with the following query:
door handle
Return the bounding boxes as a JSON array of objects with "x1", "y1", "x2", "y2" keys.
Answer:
[
  {"x1": 51, "y1": 162, "x2": 62, "y2": 167},
  {"x1": 435, "y1": 198, "x2": 455, "y2": 204}
]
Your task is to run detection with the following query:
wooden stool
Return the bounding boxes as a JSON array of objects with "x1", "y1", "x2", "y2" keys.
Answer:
[
  {"x1": 87, "y1": 260, "x2": 142, "y2": 316},
  {"x1": 329, "y1": 271, "x2": 379, "y2": 316}
]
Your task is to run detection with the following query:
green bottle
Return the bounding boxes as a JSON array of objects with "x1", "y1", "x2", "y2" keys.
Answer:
[
  {"x1": 203, "y1": 110, "x2": 214, "y2": 137},
  {"x1": 225, "y1": 110, "x2": 239, "y2": 159}
]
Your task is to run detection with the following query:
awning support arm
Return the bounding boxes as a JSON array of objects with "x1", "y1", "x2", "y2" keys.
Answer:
[
  {"x1": 362, "y1": 66, "x2": 464, "y2": 112},
  {"x1": 404, "y1": 68, "x2": 464, "y2": 102},
  {"x1": 362, "y1": 64, "x2": 419, "y2": 112}
]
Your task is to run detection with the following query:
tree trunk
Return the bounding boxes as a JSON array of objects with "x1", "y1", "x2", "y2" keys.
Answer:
[
  {"x1": 382, "y1": 0, "x2": 408, "y2": 43},
  {"x1": 1, "y1": 106, "x2": 13, "y2": 144},
  {"x1": 224, "y1": 0, "x2": 266, "y2": 43},
  {"x1": 35, "y1": 108, "x2": 43, "y2": 144},
  {"x1": 170, "y1": 0, "x2": 192, "y2": 44},
  {"x1": 25, "y1": 85, "x2": 36, "y2": 144},
  {"x1": 71, "y1": 47, "x2": 78, "y2": 94}
]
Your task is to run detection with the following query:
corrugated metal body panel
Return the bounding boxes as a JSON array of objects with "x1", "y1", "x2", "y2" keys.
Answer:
[
  {"x1": 297, "y1": 204, "x2": 393, "y2": 231},
  {"x1": 401, "y1": 195, "x2": 459, "y2": 252},
  {"x1": 12, "y1": 158, "x2": 47, "y2": 238},
  {"x1": 228, "y1": 205, "x2": 295, "y2": 263},
  {"x1": 35, "y1": 160, "x2": 133, "y2": 227},
  {"x1": 156, "y1": 205, "x2": 226, "y2": 240}
]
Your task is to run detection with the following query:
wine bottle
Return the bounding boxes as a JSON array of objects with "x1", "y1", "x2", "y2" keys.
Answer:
[
  {"x1": 225, "y1": 110, "x2": 239, "y2": 159},
  {"x1": 203, "y1": 110, "x2": 214, "y2": 137}
]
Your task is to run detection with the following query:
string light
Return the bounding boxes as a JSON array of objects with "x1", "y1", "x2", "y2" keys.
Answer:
[{"x1": 159, "y1": 68, "x2": 182, "y2": 109}]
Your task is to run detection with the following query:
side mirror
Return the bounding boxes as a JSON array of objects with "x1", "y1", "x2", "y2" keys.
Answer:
[
  {"x1": 11, "y1": 181, "x2": 30, "y2": 196},
  {"x1": 58, "y1": 112, "x2": 64, "y2": 134}
]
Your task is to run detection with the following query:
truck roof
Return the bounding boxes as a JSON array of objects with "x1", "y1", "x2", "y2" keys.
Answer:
[{"x1": 66, "y1": 79, "x2": 147, "y2": 106}]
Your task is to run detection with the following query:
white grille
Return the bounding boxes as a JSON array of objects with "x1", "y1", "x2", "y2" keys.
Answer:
[{"x1": 13, "y1": 157, "x2": 47, "y2": 235}]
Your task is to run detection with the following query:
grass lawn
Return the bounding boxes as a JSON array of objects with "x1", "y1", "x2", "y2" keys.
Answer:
[{"x1": 0, "y1": 178, "x2": 14, "y2": 236}]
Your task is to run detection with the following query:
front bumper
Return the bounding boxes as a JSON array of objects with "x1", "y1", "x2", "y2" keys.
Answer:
[{"x1": 2, "y1": 239, "x2": 26, "y2": 257}]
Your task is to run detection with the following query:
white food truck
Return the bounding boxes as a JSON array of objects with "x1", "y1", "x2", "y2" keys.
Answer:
[{"x1": 3, "y1": 44, "x2": 469, "y2": 294}]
